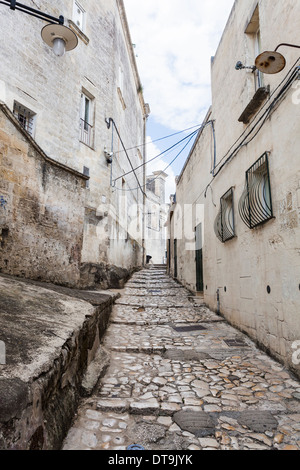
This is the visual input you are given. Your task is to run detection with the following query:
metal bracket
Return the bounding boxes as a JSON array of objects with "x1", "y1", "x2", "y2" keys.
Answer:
[
  {"x1": 235, "y1": 61, "x2": 256, "y2": 72},
  {"x1": 0, "y1": 0, "x2": 64, "y2": 25},
  {"x1": 105, "y1": 118, "x2": 113, "y2": 129}
]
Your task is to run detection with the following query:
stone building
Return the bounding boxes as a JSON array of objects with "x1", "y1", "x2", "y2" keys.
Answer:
[
  {"x1": 145, "y1": 171, "x2": 168, "y2": 265},
  {"x1": 0, "y1": 0, "x2": 149, "y2": 288},
  {"x1": 167, "y1": 0, "x2": 300, "y2": 378}
]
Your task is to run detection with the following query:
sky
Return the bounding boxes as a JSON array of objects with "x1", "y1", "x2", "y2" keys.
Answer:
[{"x1": 123, "y1": 0, "x2": 235, "y2": 201}]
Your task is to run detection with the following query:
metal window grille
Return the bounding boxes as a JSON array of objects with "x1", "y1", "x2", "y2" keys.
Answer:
[
  {"x1": 238, "y1": 152, "x2": 273, "y2": 229},
  {"x1": 13, "y1": 102, "x2": 35, "y2": 136},
  {"x1": 214, "y1": 187, "x2": 235, "y2": 243}
]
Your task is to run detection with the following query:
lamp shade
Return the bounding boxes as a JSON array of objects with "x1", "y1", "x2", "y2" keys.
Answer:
[
  {"x1": 41, "y1": 24, "x2": 78, "y2": 54},
  {"x1": 255, "y1": 51, "x2": 286, "y2": 74},
  {"x1": 52, "y1": 37, "x2": 66, "y2": 57}
]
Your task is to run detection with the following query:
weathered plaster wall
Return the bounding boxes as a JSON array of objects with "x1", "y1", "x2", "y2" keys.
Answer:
[
  {"x1": 0, "y1": 0, "x2": 146, "y2": 282},
  {"x1": 0, "y1": 105, "x2": 86, "y2": 287},
  {"x1": 169, "y1": 0, "x2": 300, "y2": 378}
]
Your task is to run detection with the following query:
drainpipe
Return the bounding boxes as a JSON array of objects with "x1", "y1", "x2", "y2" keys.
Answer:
[{"x1": 142, "y1": 103, "x2": 150, "y2": 266}]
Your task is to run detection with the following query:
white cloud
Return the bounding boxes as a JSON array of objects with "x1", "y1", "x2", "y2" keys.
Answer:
[{"x1": 124, "y1": 0, "x2": 235, "y2": 131}]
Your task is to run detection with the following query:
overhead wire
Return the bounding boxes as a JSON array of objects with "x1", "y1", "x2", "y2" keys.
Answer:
[
  {"x1": 113, "y1": 125, "x2": 206, "y2": 184},
  {"x1": 113, "y1": 123, "x2": 205, "y2": 155},
  {"x1": 113, "y1": 129, "x2": 200, "y2": 193},
  {"x1": 106, "y1": 118, "x2": 147, "y2": 198},
  {"x1": 213, "y1": 56, "x2": 300, "y2": 174},
  {"x1": 110, "y1": 58, "x2": 300, "y2": 201},
  {"x1": 202, "y1": 58, "x2": 300, "y2": 198}
]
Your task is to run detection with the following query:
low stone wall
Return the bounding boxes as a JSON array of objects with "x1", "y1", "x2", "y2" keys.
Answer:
[
  {"x1": 80, "y1": 262, "x2": 141, "y2": 290},
  {"x1": 0, "y1": 103, "x2": 87, "y2": 288},
  {"x1": 0, "y1": 275, "x2": 118, "y2": 450}
]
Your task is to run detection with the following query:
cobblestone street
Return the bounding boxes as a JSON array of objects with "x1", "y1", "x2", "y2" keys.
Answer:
[{"x1": 63, "y1": 267, "x2": 300, "y2": 451}]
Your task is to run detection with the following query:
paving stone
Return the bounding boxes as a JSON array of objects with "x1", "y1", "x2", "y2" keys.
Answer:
[
  {"x1": 173, "y1": 411, "x2": 216, "y2": 437},
  {"x1": 199, "y1": 438, "x2": 220, "y2": 448},
  {"x1": 237, "y1": 411, "x2": 278, "y2": 433},
  {"x1": 62, "y1": 268, "x2": 300, "y2": 451},
  {"x1": 97, "y1": 399, "x2": 128, "y2": 412},
  {"x1": 129, "y1": 400, "x2": 160, "y2": 414}
]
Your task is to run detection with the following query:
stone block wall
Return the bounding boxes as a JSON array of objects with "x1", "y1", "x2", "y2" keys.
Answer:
[
  {"x1": 0, "y1": 104, "x2": 87, "y2": 287},
  {"x1": 0, "y1": 275, "x2": 116, "y2": 450}
]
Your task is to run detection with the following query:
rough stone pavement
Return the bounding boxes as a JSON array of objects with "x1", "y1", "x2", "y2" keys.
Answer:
[{"x1": 63, "y1": 268, "x2": 300, "y2": 451}]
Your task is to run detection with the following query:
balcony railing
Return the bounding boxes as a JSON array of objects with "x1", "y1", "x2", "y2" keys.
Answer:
[{"x1": 80, "y1": 118, "x2": 93, "y2": 148}]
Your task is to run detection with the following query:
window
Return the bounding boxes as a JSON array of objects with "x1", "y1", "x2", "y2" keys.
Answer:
[
  {"x1": 79, "y1": 90, "x2": 95, "y2": 148},
  {"x1": 253, "y1": 28, "x2": 264, "y2": 90},
  {"x1": 13, "y1": 101, "x2": 36, "y2": 136},
  {"x1": 73, "y1": 1, "x2": 86, "y2": 32},
  {"x1": 137, "y1": 149, "x2": 143, "y2": 161},
  {"x1": 239, "y1": 6, "x2": 269, "y2": 125},
  {"x1": 118, "y1": 66, "x2": 124, "y2": 95},
  {"x1": 238, "y1": 152, "x2": 273, "y2": 229},
  {"x1": 214, "y1": 187, "x2": 235, "y2": 243},
  {"x1": 146, "y1": 178, "x2": 155, "y2": 194},
  {"x1": 245, "y1": 5, "x2": 265, "y2": 91},
  {"x1": 117, "y1": 65, "x2": 126, "y2": 110},
  {"x1": 83, "y1": 166, "x2": 90, "y2": 189}
]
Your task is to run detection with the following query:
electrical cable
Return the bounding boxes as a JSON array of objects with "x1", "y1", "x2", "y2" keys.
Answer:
[
  {"x1": 213, "y1": 60, "x2": 300, "y2": 178},
  {"x1": 213, "y1": 56, "x2": 300, "y2": 172},
  {"x1": 113, "y1": 123, "x2": 205, "y2": 155},
  {"x1": 114, "y1": 129, "x2": 200, "y2": 193},
  {"x1": 113, "y1": 125, "x2": 208, "y2": 184},
  {"x1": 106, "y1": 118, "x2": 147, "y2": 198},
  {"x1": 118, "y1": 135, "x2": 194, "y2": 188},
  {"x1": 201, "y1": 59, "x2": 300, "y2": 199}
]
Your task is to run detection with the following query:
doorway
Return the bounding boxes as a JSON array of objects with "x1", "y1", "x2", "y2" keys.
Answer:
[{"x1": 195, "y1": 223, "x2": 203, "y2": 292}]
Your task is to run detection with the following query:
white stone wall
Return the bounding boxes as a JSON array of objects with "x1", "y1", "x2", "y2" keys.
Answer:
[
  {"x1": 0, "y1": 0, "x2": 147, "y2": 274},
  {"x1": 168, "y1": 0, "x2": 300, "y2": 377}
]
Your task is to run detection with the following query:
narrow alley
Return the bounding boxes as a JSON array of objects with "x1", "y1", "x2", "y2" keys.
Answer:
[{"x1": 63, "y1": 267, "x2": 300, "y2": 451}]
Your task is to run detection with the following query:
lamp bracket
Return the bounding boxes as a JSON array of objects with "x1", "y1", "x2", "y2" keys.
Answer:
[
  {"x1": 235, "y1": 61, "x2": 256, "y2": 71},
  {"x1": 0, "y1": 0, "x2": 64, "y2": 24},
  {"x1": 275, "y1": 43, "x2": 300, "y2": 52}
]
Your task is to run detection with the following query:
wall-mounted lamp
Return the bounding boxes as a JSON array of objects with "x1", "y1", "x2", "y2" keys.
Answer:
[
  {"x1": 0, "y1": 0, "x2": 78, "y2": 56},
  {"x1": 255, "y1": 43, "x2": 300, "y2": 74},
  {"x1": 41, "y1": 24, "x2": 78, "y2": 57},
  {"x1": 104, "y1": 148, "x2": 113, "y2": 164}
]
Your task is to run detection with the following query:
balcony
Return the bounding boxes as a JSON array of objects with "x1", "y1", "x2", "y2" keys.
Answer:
[
  {"x1": 238, "y1": 86, "x2": 270, "y2": 125},
  {"x1": 80, "y1": 118, "x2": 94, "y2": 148}
]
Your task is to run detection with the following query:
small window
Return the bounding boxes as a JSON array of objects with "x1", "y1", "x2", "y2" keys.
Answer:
[
  {"x1": 146, "y1": 178, "x2": 155, "y2": 194},
  {"x1": 83, "y1": 166, "x2": 90, "y2": 189},
  {"x1": 137, "y1": 149, "x2": 143, "y2": 161},
  {"x1": 79, "y1": 90, "x2": 95, "y2": 148},
  {"x1": 239, "y1": 152, "x2": 273, "y2": 229},
  {"x1": 117, "y1": 65, "x2": 126, "y2": 110},
  {"x1": 73, "y1": 1, "x2": 86, "y2": 32},
  {"x1": 245, "y1": 5, "x2": 264, "y2": 91},
  {"x1": 118, "y1": 66, "x2": 124, "y2": 95},
  {"x1": 253, "y1": 28, "x2": 264, "y2": 90},
  {"x1": 214, "y1": 187, "x2": 235, "y2": 243},
  {"x1": 13, "y1": 101, "x2": 36, "y2": 136}
]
